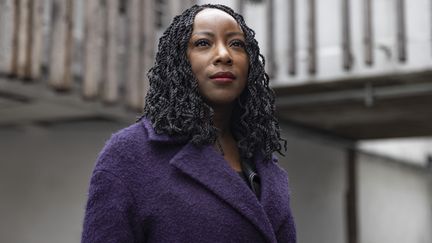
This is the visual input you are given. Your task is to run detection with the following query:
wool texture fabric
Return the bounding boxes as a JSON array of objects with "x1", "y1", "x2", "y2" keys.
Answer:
[{"x1": 81, "y1": 118, "x2": 296, "y2": 243}]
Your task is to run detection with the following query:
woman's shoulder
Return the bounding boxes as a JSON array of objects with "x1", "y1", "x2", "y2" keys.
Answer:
[
  {"x1": 105, "y1": 120, "x2": 148, "y2": 151},
  {"x1": 93, "y1": 118, "x2": 185, "y2": 173},
  {"x1": 92, "y1": 120, "x2": 149, "y2": 171}
]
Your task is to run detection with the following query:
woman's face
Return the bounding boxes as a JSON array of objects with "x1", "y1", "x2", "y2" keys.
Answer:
[{"x1": 187, "y1": 8, "x2": 249, "y2": 108}]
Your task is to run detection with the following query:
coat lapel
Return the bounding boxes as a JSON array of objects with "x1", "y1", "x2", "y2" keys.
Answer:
[
  {"x1": 169, "y1": 142, "x2": 277, "y2": 243},
  {"x1": 256, "y1": 156, "x2": 292, "y2": 234}
]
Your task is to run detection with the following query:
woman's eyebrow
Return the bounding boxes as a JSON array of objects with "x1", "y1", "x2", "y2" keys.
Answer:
[
  {"x1": 191, "y1": 31, "x2": 244, "y2": 38},
  {"x1": 191, "y1": 31, "x2": 214, "y2": 37},
  {"x1": 226, "y1": 32, "x2": 244, "y2": 38}
]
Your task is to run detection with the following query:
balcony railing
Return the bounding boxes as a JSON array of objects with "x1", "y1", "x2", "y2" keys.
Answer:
[
  {"x1": 0, "y1": 0, "x2": 431, "y2": 111},
  {"x1": 0, "y1": 0, "x2": 195, "y2": 111},
  {"x1": 239, "y1": 0, "x2": 432, "y2": 85}
]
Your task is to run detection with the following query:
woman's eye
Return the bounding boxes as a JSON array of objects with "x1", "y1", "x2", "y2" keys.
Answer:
[
  {"x1": 231, "y1": 40, "x2": 245, "y2": 48},
  {"x1": 194, "y1": 39, "x2": 210, "y2": 47}
]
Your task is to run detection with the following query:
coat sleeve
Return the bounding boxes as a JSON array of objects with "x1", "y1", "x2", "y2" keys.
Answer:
[{"x1": 81, "y1": 170, "x2": 139, "y2": 243}]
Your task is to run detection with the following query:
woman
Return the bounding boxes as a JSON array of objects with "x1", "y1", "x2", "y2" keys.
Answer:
[{"x1": 82, "y1": 4, "x2": 296, "y2": 243}]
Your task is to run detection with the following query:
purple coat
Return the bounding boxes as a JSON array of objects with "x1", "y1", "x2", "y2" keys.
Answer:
[{"x1": 81, "y1": 119, "x2": 296, "y2": 243}]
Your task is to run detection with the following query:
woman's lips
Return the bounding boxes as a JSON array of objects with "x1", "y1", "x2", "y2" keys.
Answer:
[{"x1": 209, "y1": 72, "x2": 236, "y2": 83}]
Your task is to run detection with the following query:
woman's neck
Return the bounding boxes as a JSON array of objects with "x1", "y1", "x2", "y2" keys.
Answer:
[
  {"x1": 212, "y1": 104, "x2": 242, "y2": 172},
  {"x1": 212, "y1": 105, "x2": 233, "y2": 136}
]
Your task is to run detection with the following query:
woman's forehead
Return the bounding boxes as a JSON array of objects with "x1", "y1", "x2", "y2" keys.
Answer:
[{"x1": 192, "y1": 8, "x2": 242, "y2": 32}]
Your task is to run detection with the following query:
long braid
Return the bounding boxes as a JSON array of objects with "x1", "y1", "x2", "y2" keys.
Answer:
[{"x1": 139, "y1": 4, "x2": 287, "y2": 161}]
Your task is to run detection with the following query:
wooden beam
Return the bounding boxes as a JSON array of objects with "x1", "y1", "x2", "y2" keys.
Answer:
[
  {"x1": 0, "y1": 0, "x2": 15, "y2": 74},
  {"x1": 125, "y1": 0, "x2": 143, "y2": 109},
  {"x1": 169, "y1": 0, "x2": 184, "y2": 19},
  {"x1": 141, "y1": 0, "x2": 156, "y2": 106},
  {"x1": 266, "y1": 0, "x2": 276, "y2": 78},
  {"x1": 48, "y1": 0, "x2": 74, "y2": 91},
  {"x1": 276, "y1": 81, "x2": 432, "y2": 107},
  {"x1": 11, "y1": 0, "x2": 20, "y2": 75},
  {"x1": 0, "y1": 77, "x2": 137, "y2": 125},
  {"x1": 16, "y1": 0, "x2": 31, "y2": 78},
  {"x1": 30, "y1": 0, "x2": 44, "y2": 79},
  {"x1": 103, "y1": 0, "x2": 119, "y2": 103},
  {"x1": 83, "y1": 0, "x2": 105, "y2": 98}
]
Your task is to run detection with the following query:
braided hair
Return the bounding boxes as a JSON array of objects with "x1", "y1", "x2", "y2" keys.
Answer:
[{"x1": 139, "y1": 4, "x2": 286, "y2": 161}]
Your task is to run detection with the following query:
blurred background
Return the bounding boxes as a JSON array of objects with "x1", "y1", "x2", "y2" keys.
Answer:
[{"x1": 0, "y1": 0, "x2": 431, "y2": 242}]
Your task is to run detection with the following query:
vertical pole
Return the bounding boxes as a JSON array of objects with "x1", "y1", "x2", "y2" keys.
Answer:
[
  {"x1": 11, "y1": 0, "x2": 20, "y2": 75},
  {"x1": 103, "y1": 0, "x2": 119, "y2": 103},
  {"x1": 83, "y1": 0, "x2": 104, "y2": 98},
  {"x1": 307, "y1": 0, "x2": 317, "y2": 75},
  {"x1": 30, "y1": 0, "x2": 44, "y2": 79},
  {"x1": 181, "y1": 0, "x2": 193, "y2": 11},
  {"x1": 396, "y1": 0, "x2": 406, "y2": 62},
  {"x1": 364, "y1": 0, "x2": 373, "y2": 66},
  {"x1": 141, "y1": 0, "x2": 156, "y2": 106},
  {"x1": 288, "y1": 0, "x2": 296, "y2": 76},
  {"x1": 126, "y1": 0, "x2": 143, "y2": 109},
  {"x1": 24, "y1": 0, "x2": 32, "y2": 77},
  {"x1": 346, "y1": 148, "x2": 358, "y2": 243},
  {"x1": 64, "y1": 0, "x2": 74, "y2": 87},
  {"x1": 237, "y1": 0, "x2": 245, "y2": 16},
  {"x1": 342, "y1": 0, "x2": 353, "y2": 70},
  {"x1": 48, "y1": 0, "x2": 74, "y2": 90},
  {"x1": 16, "y1": 0, "x2": 30, "y2": 78},
  {"x1": 0, "y1": 0, "x2": 15, "y2": 74},
  {"x1": 169, "y1": 0, "x2": 182, "y2": 20},
  {"x1": 266, "y1": 0, "x2": 276, "y2": 78}
]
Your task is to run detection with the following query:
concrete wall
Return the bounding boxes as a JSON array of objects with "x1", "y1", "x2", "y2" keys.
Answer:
[
  {"x1": 279, "y1": 127, "x2": 348, "y2": 243},
  {"x1": 0, "y1": 120, "x2": 126, "y2": 243},
  {"x1": 360, "y1": 138, "x2": 432, "y2": 167},
  {"x1": 0, "y1": 120, "x2": 348, "y2": 243},
  {"x1": 358, "y1": 153, "x2": 432, "y2": 243},
  {"x1": 1, "y1": 120, "x2": 431, "y2": 243}
]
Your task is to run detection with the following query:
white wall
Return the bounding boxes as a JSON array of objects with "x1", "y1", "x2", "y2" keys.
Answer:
[
  {"x1": 358, "y1": 153, "x2": 432, "y2": 243},
  {"x1": 279, "y1": 127, "x2": 432, "y2": 243},
  {"x1": 0, "y1": 121, "x2": 126, "y2": 243},
  {"x1": 279, "y1": 126, "x2": 348, "y2": 243},
  {"x1": 1, "y1": 120, "x2": 431, "y2": 243},
  {"x1": 359, "y1": 138, "x2": 432, "y2": 167},
  {"x1": 0, "y1": 120, "x2": 348, "y2": 243}
]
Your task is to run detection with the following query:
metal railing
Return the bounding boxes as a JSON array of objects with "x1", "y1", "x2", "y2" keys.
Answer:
[{"x1": 0, "y1": 0, "x2": 431, "y2": 110}]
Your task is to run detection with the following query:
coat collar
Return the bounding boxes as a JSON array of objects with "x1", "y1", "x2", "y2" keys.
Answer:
[
  {"x1": 169, "y1": 142, "x2": 277, "y2": 242},
  {"x1": 142, "y1": 118, "x2": 288, "y2": 241}
]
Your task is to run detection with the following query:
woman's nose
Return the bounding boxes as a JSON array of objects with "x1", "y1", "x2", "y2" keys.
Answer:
[{"x1": 213, "y1": 43, "x2": 232, "y2": 65}]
